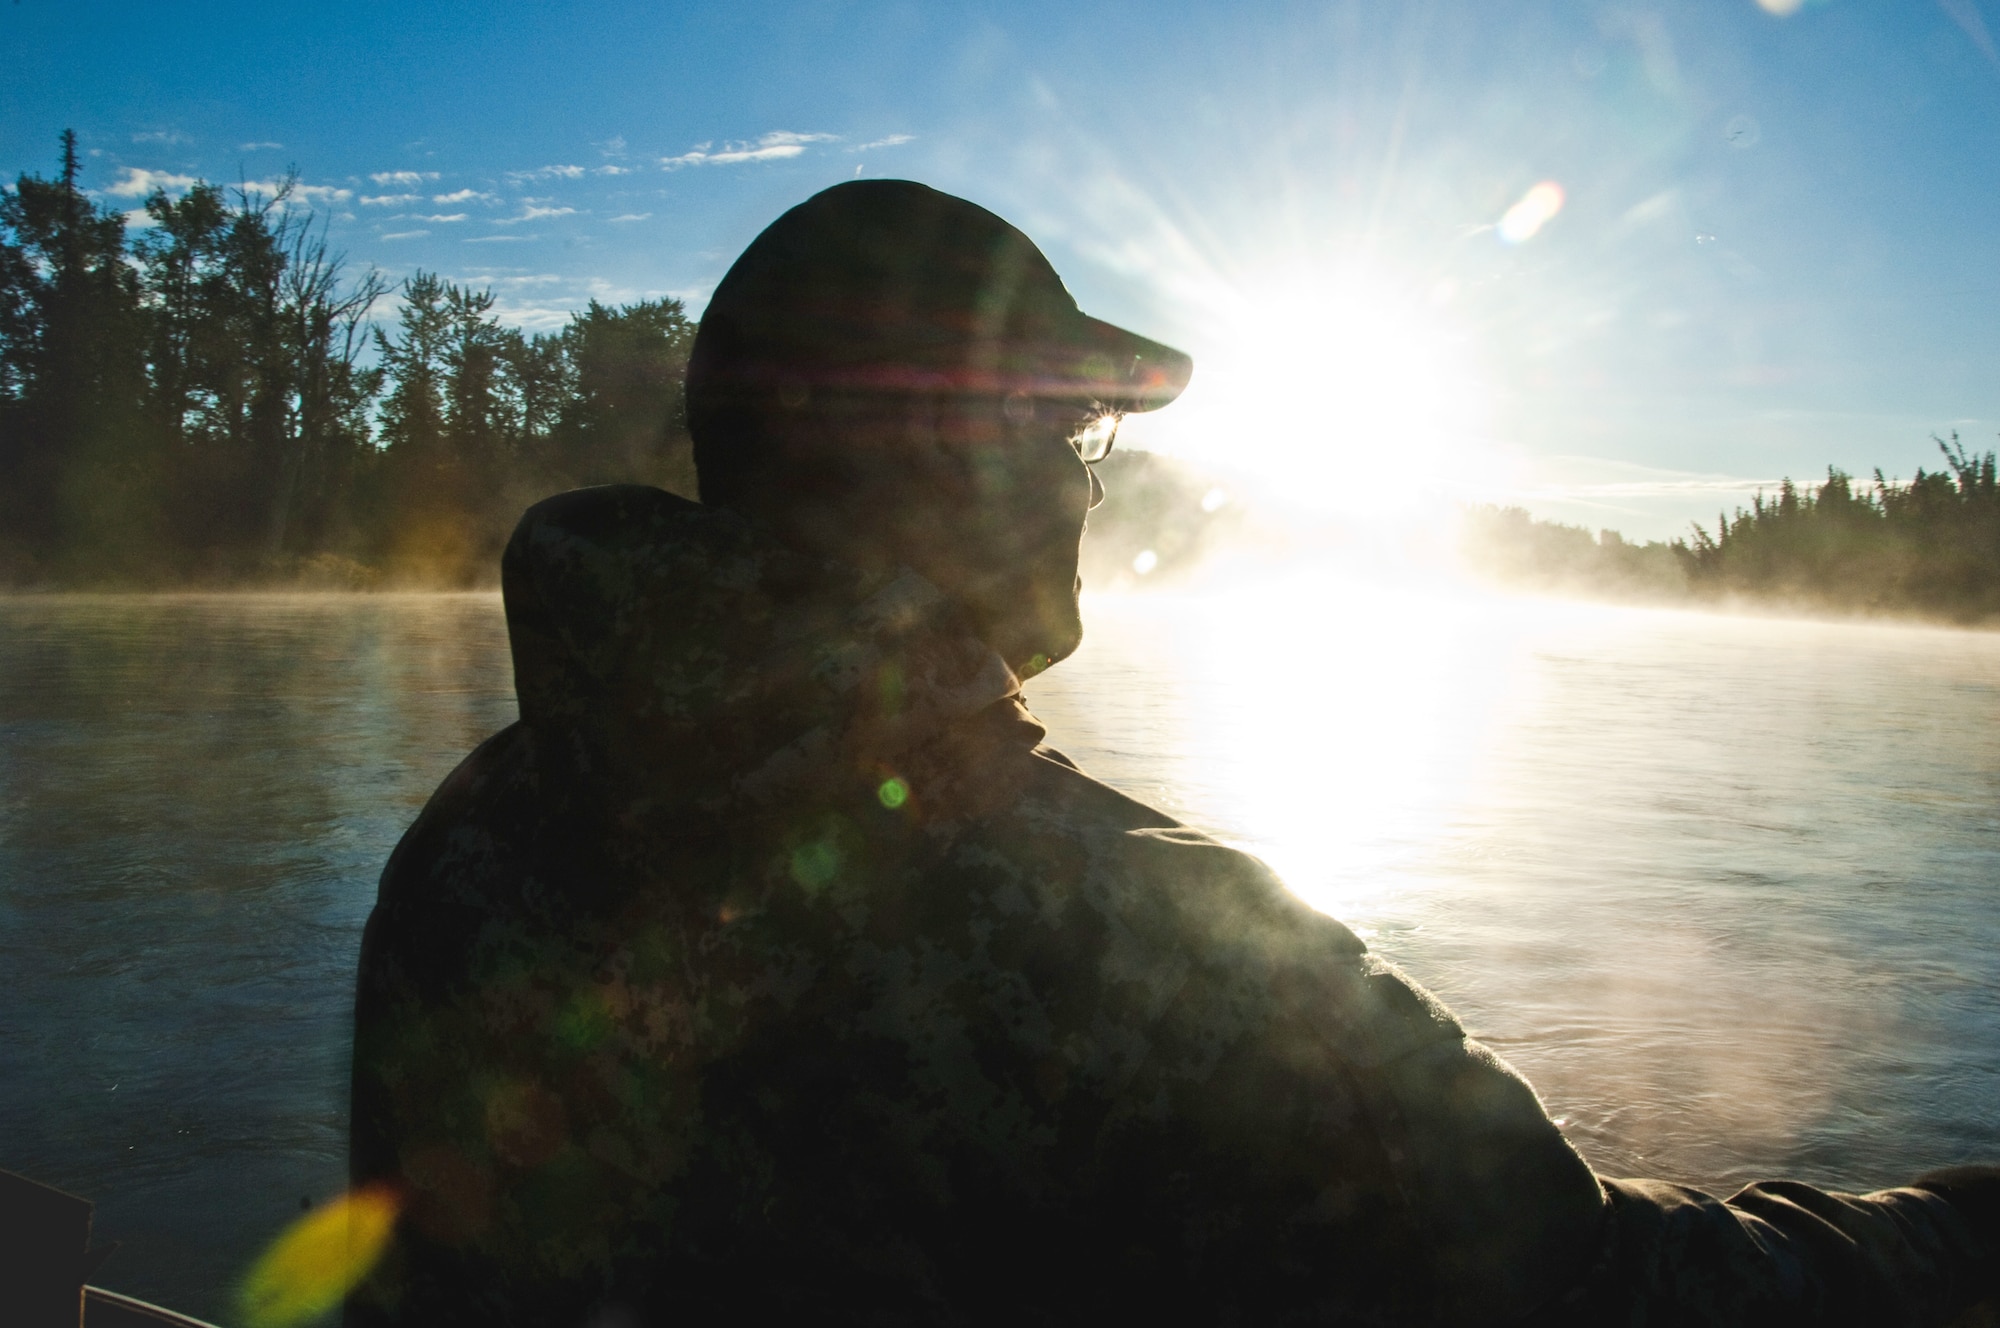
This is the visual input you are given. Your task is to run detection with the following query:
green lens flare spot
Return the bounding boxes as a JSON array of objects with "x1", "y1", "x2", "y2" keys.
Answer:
[
  {"x1": 877, "y1": 776, "x2": 910, "y2": 810},
  {"x1": 789, "y1": 839, "x2": 842, "y2": 889}
]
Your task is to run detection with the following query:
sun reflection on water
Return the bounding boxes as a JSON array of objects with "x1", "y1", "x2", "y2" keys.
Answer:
[
  {"x1": 1038, "y1": 571, "x2": 1608, "y2": 919},
  {"x1": 1030, "y1": 575, "x2": 2000, "y2": 1190}
]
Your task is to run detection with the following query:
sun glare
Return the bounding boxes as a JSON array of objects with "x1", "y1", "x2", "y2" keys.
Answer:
[{"x1": 1127, "y1": 264, "x2": 1506, "y2": 530}]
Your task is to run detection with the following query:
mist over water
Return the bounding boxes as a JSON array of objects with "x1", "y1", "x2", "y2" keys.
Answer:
[
  {"x1": 0, "y1": 595, "x2": 515, "y2": 1322},
  {"x1": 3, "y1": 585, "x2": 1998, "y2": 1318}
]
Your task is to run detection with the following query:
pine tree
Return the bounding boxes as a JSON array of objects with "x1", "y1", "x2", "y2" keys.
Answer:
[{"x1": 0, "y1": 131, "x2": 154, "y2": 578}]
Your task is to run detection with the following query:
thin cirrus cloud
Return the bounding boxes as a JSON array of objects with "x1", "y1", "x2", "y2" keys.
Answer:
[
  {"x1": 361, "y1": 193, "x2": 421, "y2": 206},
  {"x1": 607, "y1": 212, "x2": 652, "y2": 223},
  {"x1": 239, "y1": 141, "x2": 284, "y2": 151},
  {"x1": 414, "y1": 213, "x2": 468, "y2": 223},
  {"x1": 1939, "y1": 0, "x2": 2000, "y2": 63},
  {"x1": 494, "y1": 204, "x2": 580, "y2": 224},
  {"x1": 381, "y1": 230, "x2": 430, "y2": 241},
  {"x1": 1522, "y1": 476, "x2": 1784, "y2": 500},
  {"x1": 1513, "y1": 456, "x2": 1787, "y2": 507},
  {"x1": 507, "y1": 164, "x2": 587, "y2": 182},
  {"x1": 131, "y1": 129, "x2": 190, "y2": 146},
  {"x1": 661, "y1": 130, "x2": 836, "y2": 168},
  {"x1": 369, "y1": 170, "x2": 439, "y2": 187},
  {"x1": 851, "y1": 134, "x2": 914, "y2": 152},
  {"x1": 433, "y1": 188, "x2": 493, "y2": 204}
]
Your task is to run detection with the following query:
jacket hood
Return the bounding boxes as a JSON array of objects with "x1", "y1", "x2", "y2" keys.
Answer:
[{"x1": 501, "y1": 485, "x2": 1031, "y2": 825}]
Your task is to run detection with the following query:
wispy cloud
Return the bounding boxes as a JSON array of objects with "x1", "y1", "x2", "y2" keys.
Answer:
[
  {"x1": 382, "y1": 230, "x2": 430, "y2": 241},
  {"x1": 607, "y1": 212, "x2": 652, "y2": 223},
  {"x1": 588, "y1": 137, "x2": 636, "y2": 175},
  {"x1": 132, "y1": 129, "x2": 191, "y2": 146},
  {"x1": 494, "y1": 204, "x2": 580, "y2": 224},
  {"x1": 240, "y1": 180, "x2": 353, "y2": 206},
  {"x1": 104, "y1": 167, "x2": 200, "y2": 198},
  {"x1": 370, "y1": 170, "x2": 439, "y2": 187},
  {"x1": 461, "y1": 273, "x2": 566, "y2": 288},
  {"x1": 488, "y1": 300, "x2": 576, "y2": 331},
  {"x1": 852, "y1": 133, "x2": 914, "y2": 152},
  {"x1": 1520, "y1": 477, "x2": 1784, "y2": 499},
  {"x1": 433, "y1": 188, "x2": 493, "y2": 204},
  {"x1": 240, "y1": 141, "x2": 284, "y2": 151},
  {"x1": 1940, "y1": 0, "x2": 2000, "y2": 63},
  {"x1": 483, "y1": 274, "x2": 684, "y2": 330},
  {"x1": 1512, "y1": 456, "x2": 1785, "y2": 505},
  {"x1": 414, "y1": 213, "x2": 468, "y2": 223},
  {"x1": 662, "y1": 130, "x2": 836, "y2": 168},
  {"x1": 507, "y1": 164, "x2": 586, "y2": 182},
  {"x1": 361, "y1": 193, "x2": 421, "y2": 206}
]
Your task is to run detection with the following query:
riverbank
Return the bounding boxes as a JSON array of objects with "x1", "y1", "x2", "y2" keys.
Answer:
[{"x1": 7, "y1": 443, "x2": 1999, "y2": 636}]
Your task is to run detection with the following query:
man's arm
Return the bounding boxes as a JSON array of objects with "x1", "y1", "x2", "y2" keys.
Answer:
[
  {"x1": 1532, "y1": 1170, "x2": 1999, "y2": 1327},
  {"x1": 1075, "y1": 791, "x2": 1996, "y2": 1326}
]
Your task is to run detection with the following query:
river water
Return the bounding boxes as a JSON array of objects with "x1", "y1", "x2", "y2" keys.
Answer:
[{"x1": 2, "y1": 584, "x2": 1997, "y2": 1321}]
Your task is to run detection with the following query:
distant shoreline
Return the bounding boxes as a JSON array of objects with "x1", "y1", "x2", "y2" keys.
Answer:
[{"x1": 1460, "y1": 439, "x2": 2000, "y2": 630}]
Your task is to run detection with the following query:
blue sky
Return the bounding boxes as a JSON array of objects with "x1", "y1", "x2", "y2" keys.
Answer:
[{"x1": 7, "y1": 0, "x2": 2000, "y2": 536}]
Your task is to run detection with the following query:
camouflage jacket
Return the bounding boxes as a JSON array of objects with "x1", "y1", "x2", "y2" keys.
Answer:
[{"x1": 348, "y1": 485, "x2": 1991, "y2": 1327}]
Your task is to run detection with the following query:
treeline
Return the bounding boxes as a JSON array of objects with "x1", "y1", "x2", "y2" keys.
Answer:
[
  {"x1": 0, "y1": 133, "x2": 694, "y2": 586},
  {"x1": 1464, "y1": 437, "x2": 2000, "y2": 623},
  {"x1": 1683, "y1": 439, "x2": 2000, "y2": 619},
  {"x1": 11, "y1": 134, "x2": 2000, "y2": 617}
]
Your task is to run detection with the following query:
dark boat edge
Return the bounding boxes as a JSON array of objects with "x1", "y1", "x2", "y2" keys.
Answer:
[{"x1": 84, "y1": 1285, "x2": 222, "y2": 1328}]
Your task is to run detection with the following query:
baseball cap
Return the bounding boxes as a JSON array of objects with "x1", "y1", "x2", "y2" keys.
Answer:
[{"x1": 686, "y1": 180, "x2": 1193, "y2": 417}]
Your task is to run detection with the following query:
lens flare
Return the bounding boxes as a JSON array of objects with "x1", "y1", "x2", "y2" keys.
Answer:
[
  {"x1": 237, "y1": 1184, "x2": 401, "y2": 1328},
  {"x1": 1498, "y1": 181, "x2": 1565, "y2": 244}
]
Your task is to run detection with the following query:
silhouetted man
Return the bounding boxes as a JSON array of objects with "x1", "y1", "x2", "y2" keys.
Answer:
[{"x1": 348, "y1": 180, "x2": 1998, "y2": 1326}]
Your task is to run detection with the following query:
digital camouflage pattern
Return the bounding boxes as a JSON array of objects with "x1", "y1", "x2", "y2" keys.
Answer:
[{"x1": 348, "y1": 485, "x2": 1994, "y2": 1326}]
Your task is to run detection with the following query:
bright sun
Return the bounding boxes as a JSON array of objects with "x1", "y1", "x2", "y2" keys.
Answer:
[{"x1": 1123, "y1": 264, "x2": 1509, "y2": 527}]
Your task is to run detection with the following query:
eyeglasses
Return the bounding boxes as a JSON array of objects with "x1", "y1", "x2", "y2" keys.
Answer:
[
  {"x1": 1002, "y1": 391, "x2": 1122, "y2": 465},
  {"x1": 1069, "y1": 410, "x2": 1121, "y2": 465}
]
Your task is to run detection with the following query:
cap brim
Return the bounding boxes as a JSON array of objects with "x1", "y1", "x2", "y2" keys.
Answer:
[{"x1": 1032, "y1": 314, "x2": 1193, "y2": 414}]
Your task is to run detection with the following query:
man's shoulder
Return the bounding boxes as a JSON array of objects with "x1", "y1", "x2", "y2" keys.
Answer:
[
  {"x1": 377, "y1": 722, "x2": 538, "y2": 905},
  {"x1": 360, "y1": 721, "x2": 596, "y2": 1005},
  {"x1": 1010, "y1": 741, "x2": 1346, "y2": 886},
  {"x1": 943, "y1": 739, "x2": 1370, "y2": 965}
]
